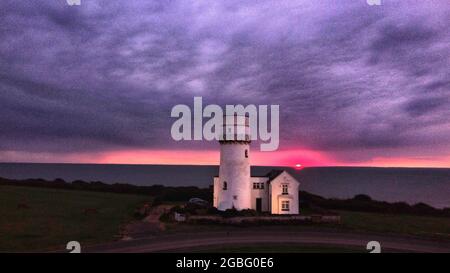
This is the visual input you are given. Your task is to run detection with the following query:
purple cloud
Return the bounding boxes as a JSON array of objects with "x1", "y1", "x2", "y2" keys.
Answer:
[{"x1": 0, "y1": 0, "x2": 449, "y2": 164}]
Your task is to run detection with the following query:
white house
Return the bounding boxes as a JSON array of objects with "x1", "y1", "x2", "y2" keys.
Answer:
[{"x1": 213, "y1": 115, "x2": 300, "y2": 214}]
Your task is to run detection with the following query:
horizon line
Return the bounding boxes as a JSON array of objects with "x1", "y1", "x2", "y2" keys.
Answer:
[{"x1": 0, "y1": 161, "x2": 449, "y2": 169}]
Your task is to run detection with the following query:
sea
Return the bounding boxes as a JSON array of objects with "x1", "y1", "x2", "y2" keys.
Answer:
[{"x1": 0, "y1": 163, "x2": 449, "y2": 209}]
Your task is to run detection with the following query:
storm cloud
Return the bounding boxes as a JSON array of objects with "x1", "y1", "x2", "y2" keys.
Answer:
[{"x1": 0, "y1": 0, "x2": 449, "y2": 165}]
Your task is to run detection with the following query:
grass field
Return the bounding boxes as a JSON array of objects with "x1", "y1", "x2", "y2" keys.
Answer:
[
  {"x1": 2, "y1": 185, "x2": 450, "y2": 252},
  {"x1": 339, "y1": 211, "x2": 450, "y2": 239},
  {"x1": 0, "y1": 185, "x2": 151, "y2": 252},
  {"x1": 164, "y1": 211, "x2": 450, "y2": 240}
]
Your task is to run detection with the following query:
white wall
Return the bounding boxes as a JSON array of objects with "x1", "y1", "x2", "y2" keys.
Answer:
[
  {"x1": 216, "y1": 142, "x2": 251, "y2": 210},
  {"x1": 270, "y1": 171, "x2": 300, "y2": 214},
  {"x1": 213, "y1": 176, "x2": 219, "y2": 208},
  {"x1": 250, "y1": 177, "x2": 270, "y2": 212}
]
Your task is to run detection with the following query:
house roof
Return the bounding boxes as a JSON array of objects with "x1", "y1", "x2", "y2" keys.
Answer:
[
  {"x1": 213, "y1": 169, "x2": 286, "y2": 183},
  {"x1": 214, "y1": 169, "x2": 300, "y2": 186},
  {"x1": 266, "y1": 169, "x2": 285, "y2": 182}
]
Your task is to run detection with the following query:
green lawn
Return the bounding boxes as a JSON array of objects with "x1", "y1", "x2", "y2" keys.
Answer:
[
  {"x1": 0, "y1": 185, "x2": 151, "y2": 252},
  {"x1": 164, "y1": 211, "x2": 450, "y2": 240},
  {"x1": 2, "y1": 184, "x2": 449, "y2": 252},
  {"x1": 338, "y1": 211, "x2": 450, "y2": 238}
]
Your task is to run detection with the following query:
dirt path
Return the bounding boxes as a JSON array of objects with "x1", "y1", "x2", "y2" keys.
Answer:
[{"x1": 122, "y1": 205, "x2": 174, "y2": 239}]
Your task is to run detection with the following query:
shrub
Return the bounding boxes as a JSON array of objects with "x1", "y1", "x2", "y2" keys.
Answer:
[{"x1": 353, "y1": 194, "x2": 372, "y2": 202}]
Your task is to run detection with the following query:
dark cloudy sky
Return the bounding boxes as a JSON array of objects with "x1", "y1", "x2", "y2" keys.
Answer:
[{"x1": 0, "y1": 0, "x2": 449, "y2": 167}]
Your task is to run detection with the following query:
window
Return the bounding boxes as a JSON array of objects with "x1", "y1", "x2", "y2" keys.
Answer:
[
  {"x1": 223, "y1": 181, "x2": 227, "y2": 190},
  {"x1": 282, "y1": 184, "x2": 288, "y2": 195},
  {"x1": 281, "y1": 200, "x2": 290, "y2": 211},
  {"x1": 260, "y1": 182, "x2": 264, "y2": 189},
  {"x1": 245, "y1": 149, "x2": 248, "y2": 158},
  {"x1": 233, "y1": 195, "x2": 237, "y2": 200}
]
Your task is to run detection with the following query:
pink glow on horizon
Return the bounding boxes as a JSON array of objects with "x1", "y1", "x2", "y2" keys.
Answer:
[
  {"x1": 1, "y1": 149, "x2": 449, "y2": 168},
  {"x1": 99, "y1": 150, "x2": 220, "y2": 165},
  {"x1": 92, "y1": 147, "x2": 338, "y2": 167},
  {"x1": 349, "y1": 156, "x2": 450, "y2": 168}
]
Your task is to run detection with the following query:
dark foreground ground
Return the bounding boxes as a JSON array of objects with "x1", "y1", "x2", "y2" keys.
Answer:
[
  {"x1": 0, "y1": 185, "x2": 151, "y2": 252},
  {"x1": 86, "y1": 229, "x2": 450, "y2": 253},
  {"x1": 1, "y1": 184, "x2": 449, "y2": 253}
]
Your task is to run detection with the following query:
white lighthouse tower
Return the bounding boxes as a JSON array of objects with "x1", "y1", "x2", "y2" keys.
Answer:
[{"x1": 214, "y1": 114, "x2": 251, "y2": 211}]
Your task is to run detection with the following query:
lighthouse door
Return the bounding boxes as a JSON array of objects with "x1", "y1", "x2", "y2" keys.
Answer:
[{"x1": 256, "y1": 198, "x2": 262, "y2": 212}]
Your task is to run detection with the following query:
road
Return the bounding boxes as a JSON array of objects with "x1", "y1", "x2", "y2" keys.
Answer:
[{"x1": 85, "y1": 229, "x2": 450, "y2": 253}]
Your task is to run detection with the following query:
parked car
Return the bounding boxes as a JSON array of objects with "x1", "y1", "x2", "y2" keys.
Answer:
[{"x1": 188, "y1": 198, "x2": 209, "y2": 207}]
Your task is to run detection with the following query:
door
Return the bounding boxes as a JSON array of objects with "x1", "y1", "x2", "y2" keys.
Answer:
[{"x1": 256, "y1": 198, "x2": 262, "y2": 212}]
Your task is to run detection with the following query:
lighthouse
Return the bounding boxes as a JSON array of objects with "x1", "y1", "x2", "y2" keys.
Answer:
[
  {"x1": 212, "y1": 114, "x2": 300, "y2": 214},
  {"x1": 214, "y1": 114, "x2": 251, "y2": 210}
]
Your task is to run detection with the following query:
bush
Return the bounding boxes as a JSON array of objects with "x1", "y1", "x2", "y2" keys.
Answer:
[
  {"x1": 151, "y1": 196, "x2": 163, "y2": 207},
  {"x1": 159, "y1": 212, "x2": 171, "y2": 222},
  {"x1": 220, "y1": 208, "x2": 239, "y2": 218},
  {"x1": 353, "y1": 194, "x2": 372, "y2": 202},
  {"x1": 218, "y1": 208, "x2": 260, "y2": 218},
  {"x1": 207, "y1": 207, "x2": 219, "y2": 215}
]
